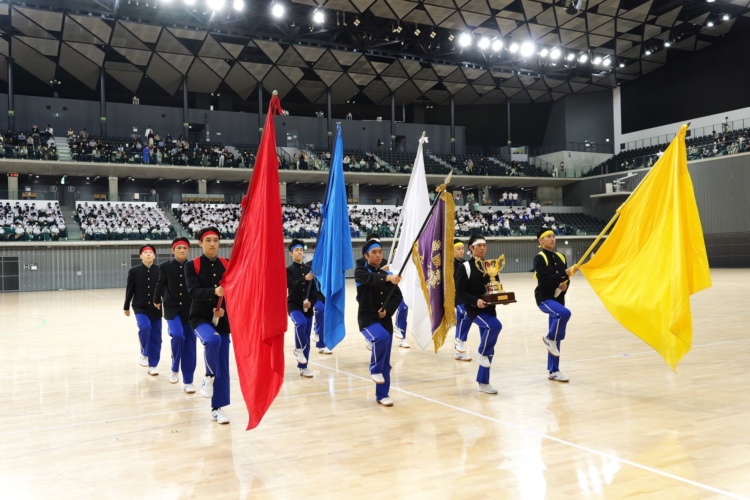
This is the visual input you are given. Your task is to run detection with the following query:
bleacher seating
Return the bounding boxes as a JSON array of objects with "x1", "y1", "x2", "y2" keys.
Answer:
[
  {"x1": 74, "y1": 201, "x2": 174, "y2": 240},
  {"x1": 0, "y1": 200, "x2": 68, "y2": 241}
]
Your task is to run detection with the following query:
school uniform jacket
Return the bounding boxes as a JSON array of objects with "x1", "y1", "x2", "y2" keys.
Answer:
[
  {"x1": 354, "y1": 262, "x2": 403, "y2": 333},
  {"x1": 185, "y1": 255, "x2": 230, "y2": 334},
  {"x1": 454, "y1": 257, "x2": 465, "y2": 306},
  {"x1": 455, "y1": 257, "x2": 497, "y2": 319},
  {"x1": 533, "y1": 249, "x2": 569, "y2": 306},
  {"x1": 287, "y1": 260, "x2": 317, "y2": 317},
  {"x1": 124, "y1": 263, "x2": 162, "y2": 320},
  {"x1": 154, "y1": 259, "x2": 192, "y2": 320}
]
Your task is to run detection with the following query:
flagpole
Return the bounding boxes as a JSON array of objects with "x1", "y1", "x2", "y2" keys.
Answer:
[{"x1": 380, "y1": 170, "x2": 453, "y2": 308}]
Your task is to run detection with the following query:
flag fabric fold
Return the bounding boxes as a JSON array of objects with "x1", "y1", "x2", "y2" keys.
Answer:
[
  {"x1": 390, "y1": 135, "x2": 433, "y2": 349},
  {"x1": 411, "y1": 190, "x2": 457, "y2": 352},
  {"x1": 311, "y1": 124, "x2": 354, "y2": 350},
  {"x1": 579, "y1": 123, "x2": 712, "y2": 370},
  {"x1": 222, "y1": 93, "x2": 287, "y2": 429}
]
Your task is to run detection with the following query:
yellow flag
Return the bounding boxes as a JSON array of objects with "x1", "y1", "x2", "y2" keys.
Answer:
[{"x1": 579, "y1": 124, "x2": 711, "y2": 370}]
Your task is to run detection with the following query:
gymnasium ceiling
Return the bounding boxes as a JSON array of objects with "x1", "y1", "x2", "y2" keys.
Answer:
[{"x1": 0, "y1": 0, "x2": 749, "y2": 105}]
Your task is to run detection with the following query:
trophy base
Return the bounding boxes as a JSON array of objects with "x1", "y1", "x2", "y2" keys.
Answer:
[{"x1": 481, "y1": 291, "x2": 517, "y2": 305}]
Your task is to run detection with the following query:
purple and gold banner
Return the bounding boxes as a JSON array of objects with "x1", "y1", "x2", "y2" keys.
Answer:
[{"x1": 411, "y1": 190, "x2": 457, "y2": 352}]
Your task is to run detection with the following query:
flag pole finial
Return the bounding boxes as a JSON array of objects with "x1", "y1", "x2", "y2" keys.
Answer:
[
  {"x1": 273, "y1": 90, "x2": 278, "y2": 95},
  {"x1": 436, "y1": 169, "x2": 453, "y2": 193}
]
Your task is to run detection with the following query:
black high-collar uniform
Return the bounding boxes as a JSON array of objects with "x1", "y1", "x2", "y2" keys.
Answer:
[
  {"x1": 455, "y1": 257, "x2": 497, "y2": 319},
  {"x1": 533, "y1": 248, "x2": 569, "y2": 305},
  {"x1": 287, "y1": 260, "x2": 317, "y2": 317},
  {"x1": 124, "y1": 263, "x2": 162, "y2": 319},
  {"x1": 185, "y1": 254, "x2": 230, "y2": 334},
  {"x1": 354, "y1": 261, "x2": 403, "y2": 333},
  {"x1": 454, "y1": 257, "x2": 465, "y2": 305},
  {"x1": 154, "y1": 258, "x2": 192, "y2": 320}
]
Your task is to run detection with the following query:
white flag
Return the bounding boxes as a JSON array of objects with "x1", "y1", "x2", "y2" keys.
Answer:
[{"x1": 390, "y1": 134, "x2": 432, "y2": 349}]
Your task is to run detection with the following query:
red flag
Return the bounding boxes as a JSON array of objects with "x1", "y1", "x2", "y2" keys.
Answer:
[{"x1": 222, "y1": 92, "x2": 287, "y2": 430}]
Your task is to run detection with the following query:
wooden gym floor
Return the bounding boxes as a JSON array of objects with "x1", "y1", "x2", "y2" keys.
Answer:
[{"x1": 1, "y1": 269, "x2": 748, "y2": 499}]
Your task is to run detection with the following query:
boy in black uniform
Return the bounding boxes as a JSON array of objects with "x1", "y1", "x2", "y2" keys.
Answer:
[
  {"x1": 124, "y1": 244, "x2": 162, "y2": 376},
  {"x1": 185, "y1": 227, "x2": 231, "y2": 424},
  {"x1": 534, "y1": 227, "x2": 575, "y2": 382},
  {"x1": 455, "y1": 233, "x2": 503, "y2": 395},
  {"x1": 355, "y1": 238, "x2": 402, "y2": 407},
  {"x1": 286, "y1": 239, "x2": 317, "y2": 378},
  {"x1": 154, "y1": 237, "x2": 197, "y2": 393}
]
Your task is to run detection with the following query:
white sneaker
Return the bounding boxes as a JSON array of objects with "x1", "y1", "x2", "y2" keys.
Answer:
[
  {"x1": 394, "y1": 328, "x2": 405, "y2": 340},
  {"x1": 201, "y1": 376, "x2": 214, "y2": 398},
  {"x1": 148, "y1": 366, "x2": 159, "y2": 376},
  {"x1": 549, "y1": 371, "x2": 570, "y2": 383},
  {"x1": 371, "y1": 373, "x2": 385, "y2": 384},
  {"x1": 169, "y1": 371, "x2": 179, "y2": 384},
  {"x1": 542, "y1": 336, "x2": 561, "y2": 357},
  {"x1": 399, "y1": 338, "x2": 410, "y2": 348},
  {"x1": 293, "y1": 348, "x2": 307, "y2": 364},
  {"x1": 318, "y1": 347, "x2": 333, "y2": 354},
  {"x1": 455, "y1": 339, "x2": 467, "y2": 353},
  {"x1": 311, "y1": 331, "x2": 320, "y2": 343},
  {"x1": 139, "y1": 355, "x2": 148, "y2": 367},
  {"x1": 211, "y1": 408, "x2": 230, "y2": 424},
  {"x1": 477, "y1": 353, "x2": 491, "y2": 368},
  {"x1": 377, "y1": 397, "x2": 394, "y2": 407},
  {"x1": 184, "y1": 383, "x2": 196, "y2": 394},
  {"x1": 477, "y1": 383, "x2": 498, "y2": 394},
  {"x1": 299, "y1": 368, "x2": 314, "y2": 378},
  {"x1": 365, "y1": 340, "x2": 372, "y2": 351},
  {"x1": 455, "y1": 351, "x2": 472, "y2": 362}
]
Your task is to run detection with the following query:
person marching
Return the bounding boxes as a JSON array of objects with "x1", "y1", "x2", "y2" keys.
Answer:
[
  {"x1": 534, "y1": 227, "x2": 576, "y2": 383},
  {"x1": 124, "y1": 244, "x2": 162, "y2": 376},
  {"x1": 287, "y1": 239, "x2": 317, "y2": 377},
  {"x1": 185, "y1": 227, "x2": 231, "y2": 424},
  {"x1": 453, "y1": 238, "x2": 475, "y2": 362},
  {"x1": 307, "y1": 244, "x2": 332, "y2": 355},
  {"x1": 355, "y1": 238, "x2": 402, "y2": 406},
  {"x1": 154, "y1": 237, "x2": 197, "y2": 393},
  {"x1": 455, "y1": 234, "x2": 503, "y2": 394}
]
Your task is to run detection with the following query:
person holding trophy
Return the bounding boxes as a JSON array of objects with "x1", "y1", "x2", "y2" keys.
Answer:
[
  {"x1": 455, "y1": 233, "x2": 509, "y2": 395},
  {"x1": 534, "y1": 227, "x2": 576, "y2": 382}
]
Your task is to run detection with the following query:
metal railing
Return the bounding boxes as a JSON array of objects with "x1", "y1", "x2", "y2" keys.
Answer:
[
  {"x1": 620, "y1": 117, "x2": 750, "y2": 152},
  {"x1": 530, "y1": 141, "x2": 614, "y2": 156}
]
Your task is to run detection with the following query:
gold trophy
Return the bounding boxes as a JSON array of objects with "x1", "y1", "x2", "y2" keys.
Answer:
[{"x1": 475, "y1": 255, "x2": 517, "y2": 305}]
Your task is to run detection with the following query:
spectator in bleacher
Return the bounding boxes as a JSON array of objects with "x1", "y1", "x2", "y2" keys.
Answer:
[
  {"x1": 143, "y1": 144, "x2": 151, "y2": 164},
  {"x1": 45, "y1": 124, "x2": 54, "y2": 139},
  {"x1": 723, "y1": 117, "x2": 730, "y2": 134}
]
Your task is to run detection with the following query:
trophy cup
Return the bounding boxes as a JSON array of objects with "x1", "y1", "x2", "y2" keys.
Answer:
[{"x1": 476, "y1": 255, "x2": 517, "y2": 305}]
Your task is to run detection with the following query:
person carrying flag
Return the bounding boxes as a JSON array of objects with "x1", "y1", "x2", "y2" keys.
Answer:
[
  {"x1": 154, "y1": 237, "x2": 197, "y2": 393},
  {"x1": 287, "y1": 239, "x2": 317, "y2": 378},
  {"x1": 124, "y1": 244, "x2": 162, "y2": 376},
  {"x1": 534, "y1": 227, "x2": 576, "y2": 383},
  {"x1": 185, "y1": 227, "x2": 231, "y2": 424},
  {"x1": 455, "y1": 233, "x2": 503, "y2": 394},
  {"x1": 355, "y1": 238, "x2": 402, "y2": 407}
]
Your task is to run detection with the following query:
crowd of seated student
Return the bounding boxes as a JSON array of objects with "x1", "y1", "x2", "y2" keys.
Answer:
[
  {"x1": 2, "y1": 127, "x2": 59, "y2": 161},
  {"x1": 0, "y1": 201, "x2": 67, "y2": 241},
  {"x1": 73, "y1": 202, "x2": 175, "y2": 240},
  {"x1": 173, "y1": 203, "x2": 240, "y2": 239}
]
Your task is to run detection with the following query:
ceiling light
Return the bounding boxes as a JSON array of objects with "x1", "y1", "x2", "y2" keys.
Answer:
[
  {"x1": 578, "y1": 52, "x2": 588, "y2": 63},
  {"x1": 645, "y1": 49, "x2": 652, "y2": 55},
  {"x1": 707, "y1": 21, "x2": 714, "y2": 27},
  {"x1": 722, "y1": 14, "x2": 730, "y2": 21},
  {"x1": 458, "y1": 33, "x2": 472, "y2": 48},
  {"x1": 414, "y1": 27, "x2": 421, "y2": 36},
  {"x1": 508, "y1": 42, "x2": 519, "y2": 53},
  {"x1": 538, "y1": 47, "x2": 549, "y2": 58},
  {"x1": 313, "y1": 9, "x2": 325, "y2": 24},
  {"x1": 664, "y1": 40, "x2": 671, "y2": 47},
  {"x1": 520, "y1": 41, "x2": 535, "y2": 58},
  {"x1": 491, "y1": 38, "x2": 503, "y2": 52},
  {"x1": 706, "y1": 0, "x2": 715, "y2": 2},
  {"x1": 184, "y1": 0, "x2": 196, "y2": 5},
  {"x1": 550, "y1": 47, "x2": 561, "y2": 59},
  {"x1": 232, "y1": 0, "x2": 244, "y2": 11},
  {"x1": 207, "y1": 0, "x2": 225, "y2": 11},
  {"x1": 353, "y1": 17, "x2": 360, "y2": 26},
  {"x1": 619, "y1": 62, "x2": 625, "y2": 68},
  {"x1": 592, "y1": 55, "x2": 602, "y2": 65},
  {"x1": 602, "y1": 57, "x2": 612, "y2": 67},
  {"x1": 477, "y1": 37, "x2": 491, "y2": 50},
  {"x1": 271, "y1": 3, "x2": 284, "y2": 18},
  {"x1": 566, "y1": 52, "x2": 575, "y2": 61},
  {"x1": 448, "y1": 33, "x2": 454, "y2": 42},
  {"x1": 430, "y1": 30, "x2": 436, "y2": 39}
]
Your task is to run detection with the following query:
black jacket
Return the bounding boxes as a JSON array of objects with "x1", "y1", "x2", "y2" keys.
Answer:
[
  {"x1": 185, "y1": 255, "x2": 230, "y2": 333},
  {"x1": 455, "y1": 257, "x2": 496, "y2": 319},
  {"x1": 124, "y1": 264, "x2": 162, "y2": 319},
  {"x1": 533, "y1": 249, "x2": 569, "y2": 305},
  {"x1": 287, "y1": 260, "x2": 317, "y2": 316},
  {"x1": 454, "y1": 257, "x2": 465, "y2": 305},
  {"x1": 354, "y1": 262, "x2": 403, "y2": 332},
  {"x1": 154, "y1": 259, "x2": 192, "y2": 320}
]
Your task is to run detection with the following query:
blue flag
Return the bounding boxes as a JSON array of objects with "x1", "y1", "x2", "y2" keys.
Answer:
[{"x1": 312, "y1": 124, "x2": 354, "y2": 349}]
